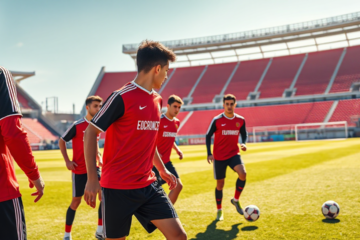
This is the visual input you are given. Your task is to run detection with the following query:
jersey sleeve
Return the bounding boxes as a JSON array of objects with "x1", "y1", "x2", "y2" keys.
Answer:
[
  {"x1": 240, "y1": 119, "x2": 248, "y2": 144},
  {"x1": 61, "y1": 124, "x2": 76, "y2": 142},
  {"x1": 206, "y1": 118, "x2": 217, "y2": 156},
  {"x1": 91, "y1": 92, "x2": 125, "y2": 132}
]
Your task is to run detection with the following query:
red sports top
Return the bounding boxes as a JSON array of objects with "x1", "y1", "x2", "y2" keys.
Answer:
[
  {"x1": 157, "y1": 114, "x2": 180, "y2": 164},
  {"x1": 91, "y1": 82, "x2": 162, "y2": 189},
  {"x1": 206, "y1": 113, "x2": 248, "y2": 160},
  {"x1": 62, "y1": 117, "x2": 100, "y2": 174},
  {"x1": 0, "y1": 116, "x2": 40, "y2": 202}
]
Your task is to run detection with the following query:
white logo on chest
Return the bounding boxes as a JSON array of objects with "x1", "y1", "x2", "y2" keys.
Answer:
[
  {"x1": 221, "y1": 124, "x2": 226, "y2": 126},
  {"x1": 139, "y1": 106, "x2": 147, "y2": 110}
]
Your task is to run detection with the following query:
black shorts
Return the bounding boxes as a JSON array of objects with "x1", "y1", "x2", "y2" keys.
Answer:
[
  {"x1": 72, "y1": 167, "x2": 101, "y2": 197},
  {"x1": 0, "y1": 197, "x2": 26, "y2": 240},
  {"x1": 102, "y1": 182, "x2": 178, "y2": 238},
  {"x1": 213, "y1": 154, "x2": 243, "y2": 180},
  {"x1": 152, "y1": 161, "x2": 180, "y2": 185}
]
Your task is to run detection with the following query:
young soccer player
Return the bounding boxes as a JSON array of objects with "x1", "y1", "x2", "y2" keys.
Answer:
[
  {"x1": 83, "y1": 41, "x2": 187, "y2": 240},
  {"x1": 153, "y1": 95, "x2": 184, "y2": 204},
  {"x1": 59, "y1": 96, "x2": 104, "y2": 240},
  {"x1": 0, "y1": 66, "x2": 45, "y2": 240},
  {"x1": 206, "y1": 94, "x2": 248, "y2": 221}
]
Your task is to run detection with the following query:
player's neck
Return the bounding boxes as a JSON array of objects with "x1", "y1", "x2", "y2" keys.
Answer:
[
  {"x1": 165, "y1": 112, "x2": 174, "y2": 120},
  {"x1": 85, "y1": 114, "x2": 92, "y2": 122},
  {"x1": 224, "y1": 112, "x2": 234, "y2": 119},
  {"x1": 134, "y1": 73, "x2": 153, "y2": 92}
]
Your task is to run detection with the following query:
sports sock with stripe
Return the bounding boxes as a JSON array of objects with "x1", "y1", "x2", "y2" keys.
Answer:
[
  {"x1": 234, "y1": 178, "x2": 246, "y2": 201},
  {"x1": 215, "y1": 188, "x2": 223, "y2": 210}
]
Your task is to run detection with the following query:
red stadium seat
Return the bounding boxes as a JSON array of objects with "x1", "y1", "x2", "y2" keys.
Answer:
[
  {"x1": 329, "y1": 99, "x2": 360, "y2": 126},
  {"x1": 21, "y1": 118, "x2": 58, "y2": 144}
]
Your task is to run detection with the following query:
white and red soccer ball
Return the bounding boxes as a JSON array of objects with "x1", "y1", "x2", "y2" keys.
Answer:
[
  {"x1": 244, "y1": 205, "x2": 260, "y2": 222},
  {"x1": 322, "y1": 201, "x2": 340, "y2": 219}
]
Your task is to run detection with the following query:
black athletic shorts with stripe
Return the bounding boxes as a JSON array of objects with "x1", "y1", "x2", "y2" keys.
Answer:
[
  {"x1": 72, "y1": 167, "x2": 101, "y2": 197},
  {"x1": 213, "y1": 154, "x2": 243, "y2": 180},
  {"x1": 152, "y1": 161, "x2": 180, "y2": 185},
  {"x1": 0, "y1": 197, "x2": 26, "y2": 240},
  {"x1": 101, "y1": 181, "x2": 178, "y2": 238}
]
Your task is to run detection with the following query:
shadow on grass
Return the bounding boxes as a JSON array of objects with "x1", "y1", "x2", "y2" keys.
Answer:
[
  {"x1": 241, "y1": 226, "x2": 258, "y2": 231},
  {"x1": 191, "y1": 220, "x2": 241, "y2": 240},
  {"x1": 322, "y1": 219, "x2": 340, "y2": 224}
]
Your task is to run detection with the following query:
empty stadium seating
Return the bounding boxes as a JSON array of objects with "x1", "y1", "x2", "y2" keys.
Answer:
[
  {"x1": 17, "y1": 91, "x2": 32, "y2": 109},
  {"x1": 330, "y1": 46, "x2": 360, "y2": 93},
  {"x1": 223, "y1": 58, "x2": 269, "y2": 100},
  {"x1": 191, "y1": 62, "x2": 237, "y2": 104},
  {"x1": 294, "y1": 49, "x2": 343, "y2": 96},
  {"x1": 178, "y1": 102, "x2": 334, "y2": 136},
  {"x1": 258, "y1": 54, "x2": 305, "y2": 98},
  {"x1": 330, "y1": 99, "x2": 360, "y2": 126},
  {"x1": 21, "y1": 118, "x2": 58, "y2": 144}
]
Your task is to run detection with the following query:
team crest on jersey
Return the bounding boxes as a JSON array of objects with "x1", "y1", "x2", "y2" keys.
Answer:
[
  {"x1": 236, "y1": 122, "x2": 240, "y2": 128},
  {"x1": 175, "y1": 124, "x2": 179, "y2": 129}
]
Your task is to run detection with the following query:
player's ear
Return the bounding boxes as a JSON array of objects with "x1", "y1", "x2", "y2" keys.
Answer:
[{"x1": 155, "y1": 65, "x2": 161, "y2": 74}]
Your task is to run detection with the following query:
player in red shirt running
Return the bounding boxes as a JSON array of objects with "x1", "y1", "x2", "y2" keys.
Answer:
[
  {"x1": 153, "y1": 95, "x2": 184, "y2": 204},
  {"x1": 0, "y1": 65, "x2": 45, "y2": 240},
  {"x1": 206, "y1": 94, "x2": 248, "y2": 221},
  {"x1": 59, "y1": 96, "x2": 104, "y2": 240},
  {"x1": 84, "y1": 41, "x2": 187, "y2": 240}
]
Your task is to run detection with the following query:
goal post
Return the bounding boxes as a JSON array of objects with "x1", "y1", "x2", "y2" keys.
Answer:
[{"x1": 294, "y1": 121, "x2": 348, "y2": 141}]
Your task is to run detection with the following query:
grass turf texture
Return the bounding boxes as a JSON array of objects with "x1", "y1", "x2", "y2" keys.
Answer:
[{"x1": 15, "y1": 139, "x2": 360, "y2": 239}]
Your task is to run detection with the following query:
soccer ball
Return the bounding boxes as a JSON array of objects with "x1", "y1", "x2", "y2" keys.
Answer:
[
  {"x1": 244, "y1": 205, "x2": 260, "y2": 222},
  {"x1": 321, "y1": 201, "x2": 340, "y2": 219}
]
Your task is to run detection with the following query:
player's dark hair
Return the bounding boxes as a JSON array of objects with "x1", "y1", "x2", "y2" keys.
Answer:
[
  {"x1": 85, "y1": 95, "x2": 103, "y2": 106},
  {"x1": 136, "y1": 40, "x2": 176, "y2": 73},
  {"x1": 168, "y1": 95, "x2": 184, "y2": 106},
  {"x1": 223, "y1": 94, "x2": 236, "y2": 103}
]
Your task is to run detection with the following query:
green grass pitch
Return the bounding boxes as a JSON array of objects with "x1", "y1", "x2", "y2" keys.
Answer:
[{"x1": 15, "y1": 138, "x2": 360, "y2": 239}]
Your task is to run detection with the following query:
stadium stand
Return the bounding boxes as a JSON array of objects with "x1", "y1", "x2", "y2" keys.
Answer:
[
  {"x1": 191, "y1": 62, "x2": 237, "y2": 104},
  {"x1": 330, "y1": 46, "x2": 360, "y2": 93},
  {"x1": 294, "y1": 49, "x2": 343, "y2": 96},
  {"x1": 258, "y1": 54, "x2": 305, "y2": 98},
  {"x1": 17, "y1": 91, "x2": 32, "y2": 109},
  {"x1": 330, "y1": 99, "x2": 360, "y2": 127},
  {"x1": 21, "y1": 118, "x2": 58, "y2": 144}
]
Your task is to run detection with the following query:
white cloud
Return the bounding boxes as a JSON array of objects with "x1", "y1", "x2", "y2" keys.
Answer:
[{"x1": 16, "y1": 42, "x2": 24, "y2": 47}]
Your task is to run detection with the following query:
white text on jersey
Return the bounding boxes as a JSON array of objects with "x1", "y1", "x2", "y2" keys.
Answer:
[
  {"x1": 137, "y1": 121, "x2": 160, "y2": 131},
  {"x1": 222, "y1": 130, "x2": 239, "y2": 135},
  {"x1": 163, "y1": 132, "x2": 177, "y2": 137}
]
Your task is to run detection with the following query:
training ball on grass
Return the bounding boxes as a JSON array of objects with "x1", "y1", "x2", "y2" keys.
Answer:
[
  {"x1": 322, "y1": 201, "x2": 340, "y2": 219},
  {"x1": 244, "y1": 205, "x2": 260, "y2": 222}
]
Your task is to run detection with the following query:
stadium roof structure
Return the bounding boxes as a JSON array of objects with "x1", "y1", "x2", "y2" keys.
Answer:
[
  {"x1": 123, "y1": 11, "x2": 360, "y2": 67},
  {"x1": 10, "y1": 71, "x2": 35, "y2": 83}
]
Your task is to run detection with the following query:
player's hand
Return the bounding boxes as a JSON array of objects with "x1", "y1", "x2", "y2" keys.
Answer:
[
  {"x1": 240, "y1": 144, "x2": 247, "y2": 152},
  {"x1": 177, "y1": 150, "x2": 184, "y2": 160},
  {"x1": 84, "y1": 179, "x2": 102, "y2": 209},
  {"x1": 66, "y1": 161, "x2": 78, "y2": 171},
  {"x1": 159, "y1": 169, "x2": 177, "y2": 190},
  {"x1": 30, "y1": 176, "x2": 45, "y2": 203},
  {"x1": 207, "y1": 155, "x2": 214, "y2": 164}
]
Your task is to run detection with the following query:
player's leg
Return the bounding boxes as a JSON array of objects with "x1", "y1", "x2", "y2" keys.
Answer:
[
  {"x1": 230, "y1": 155, "x2": 246, "y2": 215},
  {"x1": 165, "y1": 162, "x2": 183, "y2": 205},
  {"x1": 213, "y1": 160, "x2": 227, "y2": 220},
  {"x1": 95, "y1": 167, "x2": 105, "y2": 240},
  {"x1": 135, "y1": 183, "x2": 187, "y2": 239},
  {"x1": 0, "y1": 197, "x2": 26, "y2": 240},
  {"x1": 64, "y1": 173, "x2": 87, "y2": 239}
]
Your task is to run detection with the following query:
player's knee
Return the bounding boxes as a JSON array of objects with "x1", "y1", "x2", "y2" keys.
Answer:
[
  {"x1": 177, "y1": 181, "x2": 183, "y2": 191},
  {"x1": 174, "y1": 230, "x2": 187, "y2": 240},
  {"x1": 216, "y1": 180, "x2": 224, "y2": 190},
  {"x1": 239, "y1": 171, "x2": 247, "y2": 181},
  {"x1": 70, "y1": 198, "x2": 81, "y2": 209}
]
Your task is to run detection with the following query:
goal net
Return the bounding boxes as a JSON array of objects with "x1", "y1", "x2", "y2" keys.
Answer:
[{"x1": 295, "y1": 121, "x2": 348, "y2": 141}]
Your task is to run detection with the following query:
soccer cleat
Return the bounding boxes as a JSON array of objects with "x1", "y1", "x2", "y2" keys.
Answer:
[
  {"x1": 95, "y1": 231, "x2": 105, "y2": 240},
  {"x1": 216, "y1": 210, "x2": 224, "y2": 221},
  {"x1": 63, "y1": 237, "x2": 72, "y2": 240},
  {"x1": 231, "y1": 198, "x2": 244, "y2": 215}
]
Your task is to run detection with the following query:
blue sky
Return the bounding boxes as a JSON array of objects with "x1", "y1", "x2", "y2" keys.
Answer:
[{"x1": 1, "y1": 0, "x2": 360, "y2": 113}]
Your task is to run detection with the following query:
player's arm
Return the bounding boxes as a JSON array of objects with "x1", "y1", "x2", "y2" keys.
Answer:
[
  {"x1": 206, "y1": 119, "x2": 217, "y2": 164},
  {"x1": 153, "y1": 148, "x2": 177, "y2": 190},
  {"x1": 84, "y1": 92, "x2": 124, "y2": 208},
  {"x1": 172, "y1": 142, "x2": 183, "y2": 160},
  {"x1": 97, "y1": 144, "x2": 103, "y2": 167},
  {"x1": 59, "y1": 124, "x2": 78, "y2": 170},
  {"x1": 0, "y1": 116, "x2": 45, "y2": 202},
  {"x1": 240, "y1": 120, "x2": 248, "y2": 151}
]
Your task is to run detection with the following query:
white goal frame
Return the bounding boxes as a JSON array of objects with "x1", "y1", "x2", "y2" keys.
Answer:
[{"x1": 294, "y1": 121, "x2": 348, "y2": 141}]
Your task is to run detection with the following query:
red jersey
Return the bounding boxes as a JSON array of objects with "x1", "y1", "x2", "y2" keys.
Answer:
[
  {"x1": 0, "y1": 116, "x2": 40, "y2": 202},
  {"x1": 62, "y1": 117, "x2": 100, "y2": 174},
  {"x1": 206, "y1": 113, "x2": 248, "y2": 160},
  {"x1": 157, "y1": 114, "x2": 180, "y2": 164},
  {"x1": 91, "y1": 81, "x2": 162, "y2": 189}
]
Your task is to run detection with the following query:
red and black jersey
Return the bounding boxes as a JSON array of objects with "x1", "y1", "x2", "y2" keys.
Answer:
[
  {"x1": 156, "y1": 114, "x2": 180, "y2": 164},
  {"x1": 0, "y1": 116, "x2": 40, "y2": 202},
  {"x1": 206, "y1": 113, "x2": 248, "y2": 160},
  {"x1": 62, "y1": 117, "x2": 100, "y2": 174},
  {"x1": 91, "y1": 81, "x2": 162, "y2": 190},
  {"x1": 0, "y1": 66, "x2": 22, "y2": 121}
]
